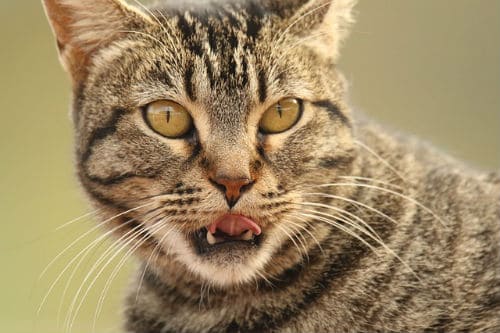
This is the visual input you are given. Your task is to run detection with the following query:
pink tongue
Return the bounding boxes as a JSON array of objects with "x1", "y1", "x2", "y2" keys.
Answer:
[{"x1": 209, "y1": 214, "x2": 262, "y2": 237}]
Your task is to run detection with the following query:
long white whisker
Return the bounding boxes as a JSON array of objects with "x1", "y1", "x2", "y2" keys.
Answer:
[
  {"x1": 54, "y1": 217, "x2": 140, "y2": 324},
  {"x1": 133, "y1": 220, "x2": 184, "y2": 304},
  {"x1": 92, "y1": 220, "x2": 174, "y2": 332},
  {"x1": 55, "y1": 209, "x2": 102, "y2": 231},
  {"x1": 63, "y1": 222, "x2": 145, "y2": 332},
  {"x1": 296, "y1": 211, "x2": 378, "y2": 254},
  {"x1": 302, "y1": 192, "x2": 400, "y2": 225},
  {"x1": 37, "y1": 204, "x2": 156, "y2": 317},
  {"x1": 254, "y1": 269, "x2": 275, "y2": 289},
  {"x1": 64, "y1": 211, "x2": 163, "y2": 332},
  {"x1": 295, "y1": 211, "x2": 420, "y2": 281},
  {"x1": 38, "y1": 202, "x2": 155, "y2": 283},
  {"x1": 296, "y1": 206, "x2": 382, "y2": 245},
  {"x1": 282, "y1": 221, "x2": 310, "y2": 261},
  {"x1": 274, "y1": 223, "x2": 306, "y2": 260},
  {"x1": 283, "y1": 217, "x2": 325, "y2": 256},
  {"x1": 354, "y1": 140, "x2": 408, "y2": 183},
  {"x1": 296, "y1": 201, "x2": 383, "y2": 242},
  {"x1": 338, "y1": 176, "x2": 404, "y2": 191},
  {"x1": 312, "y1": 182, "x2": 448, "y2": 228}
]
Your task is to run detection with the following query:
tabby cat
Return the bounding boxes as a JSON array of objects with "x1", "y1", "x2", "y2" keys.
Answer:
[{"x1": 43, "y1": 0, "x2": 500, "y2": 332}]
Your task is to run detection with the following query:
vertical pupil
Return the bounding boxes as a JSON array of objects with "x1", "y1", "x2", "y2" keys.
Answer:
[
  {"x1": 276, "y1": 103, "x2": 283, "y2": 118},
  {"x1": 165, "y1": 107, "x2": 172, "y2": 123}
]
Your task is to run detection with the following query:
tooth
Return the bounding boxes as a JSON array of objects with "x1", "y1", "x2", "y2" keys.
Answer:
[
  {"x1": 207, "y1": 231, "x2": 217, "y2": 245},
  {"x1": 241, "y1": 230, "x2": 254, "y2": 241}
]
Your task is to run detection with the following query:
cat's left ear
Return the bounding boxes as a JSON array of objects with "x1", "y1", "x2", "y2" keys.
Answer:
[
  {"x1": 279, "y1": 0, "x2": 357, "y2": 61},
  {"x1": 42, "y1": 0, "x2": 152, "y2": 84}
]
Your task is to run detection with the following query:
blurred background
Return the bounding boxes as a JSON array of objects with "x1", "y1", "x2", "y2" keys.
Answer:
[{"x1": 0, "y1": 1, "x2": 498, "y2": 332}]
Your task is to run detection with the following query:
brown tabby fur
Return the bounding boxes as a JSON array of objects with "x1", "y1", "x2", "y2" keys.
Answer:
[{"x1": 43, "y1": 0, "x2": 500, "y2": 332}]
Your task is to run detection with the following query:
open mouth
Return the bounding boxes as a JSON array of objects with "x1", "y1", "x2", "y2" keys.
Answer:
[{"x1": 192, "y1": 214, "x2": 263, "y2": 255}]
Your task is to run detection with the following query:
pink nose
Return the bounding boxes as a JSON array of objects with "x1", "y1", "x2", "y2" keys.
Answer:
[{"x1": 210, "y1": 176, "x2": 254, "y2": 208}]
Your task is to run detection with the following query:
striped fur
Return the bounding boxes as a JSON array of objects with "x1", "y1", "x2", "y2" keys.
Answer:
[{"x1": 43, "y1": 0, "x2": 500, "y2": 332}]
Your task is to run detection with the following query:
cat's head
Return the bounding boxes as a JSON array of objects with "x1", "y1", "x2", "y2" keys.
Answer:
[{"x1": 44, "y1": 0, "x2": 357, "y2": 286}]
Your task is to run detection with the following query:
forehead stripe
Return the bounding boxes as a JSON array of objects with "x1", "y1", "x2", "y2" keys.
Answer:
[
  {"x1": 258, "y1": 70, "x2": 267, "y2": 103},
  {"x1": 184, "y1": 65, "x2": 196, "y2": 101}
]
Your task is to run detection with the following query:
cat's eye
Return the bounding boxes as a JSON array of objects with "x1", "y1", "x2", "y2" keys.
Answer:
[
  {"x1": 259, "y1": 98, "x2": 302, "y2": 134},
  {"x1": 144, "y1": 100, "x2": 193, "y2": 138}
]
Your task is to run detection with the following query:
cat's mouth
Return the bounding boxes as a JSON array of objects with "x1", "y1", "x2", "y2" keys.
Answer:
[{"x1": 192, "y1": 214, "x2": 263, "y2": 255}]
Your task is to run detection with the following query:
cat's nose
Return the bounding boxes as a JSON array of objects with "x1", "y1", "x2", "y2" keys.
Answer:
[{"x1": 210, "y1": 176, "x2": 254, "y2": 208}]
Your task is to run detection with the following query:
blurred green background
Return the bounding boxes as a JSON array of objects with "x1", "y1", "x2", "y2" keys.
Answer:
[{"x1": 0, "y1": 1, "x2": 498, "y2": 332}]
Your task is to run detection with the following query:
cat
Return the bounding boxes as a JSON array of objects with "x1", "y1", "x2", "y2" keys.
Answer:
[{"x1": 42, "y1": 0, "x2": 500, "y2": 332}]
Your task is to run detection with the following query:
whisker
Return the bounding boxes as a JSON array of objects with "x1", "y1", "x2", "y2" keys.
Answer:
[
  {"x1": 338, "y1": 176, "x2": 404, "y2": 191},
  {"x1": 354, "y1": 140, "x2": 408, "y2": 183},
  {"x1": 302, "y1": 192, "x2": 400, "y2": 225},
  {"x1": 283, "y1": 217, "x2": 325, "y2": 256},
  {"x1": 295, "y1": 206, "x2": 382, "y2": 246},
  {"x1": 274, "y1": 223, "x2": 307, "y2": 260},
  {"x1": 295, "y1": 211, "x2": 379, "y2": 255},
  {"x1": 311, "y1": 182, "x2": 448, "y2": 228},
  {"x1": 199, "y1": 281, "x2": 207, "y2": 310},
  {"x1": 37, "y1": 204, "x2": 157, "y2": 317},
  {"x1": 54, "y1": 207, "x2": 166, "y2": 322},
  {"x1": 296, "y1": 201, "x2": 383, "y2": 242},
  {"x1": 54, "y1": 217, "x2": 141, "y2": 324},
  {"x1": 283, "y1": 222, "x2": 310, "y2": 262},
  {"x1": 38, "y1": 201, "x2": 156, "y2": 283},
  {"x1": 63, "y1": 212, "x2": 164, "y2": 332},
  {"x1": 55, "y1": 209, "x2": 102, "y2": 231},
  {"x1": 254, "y1": 269, "x2": 276, "y2": 289},
  {"x1": 62, "y1": 221, "x2": 145, "y2": 332},
  {"x1": 133, "y1": 220, "x2": 187, "y2": 304},
  {"x1": 294, "y1": 211, "x2": 420, "y2": 281},
  {"x1": 93, "y1": 220, "x2": 175, "y2": 331}
]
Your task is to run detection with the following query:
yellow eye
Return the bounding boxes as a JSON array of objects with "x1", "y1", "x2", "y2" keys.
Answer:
[
  {"x1": 144, "y1": 100, "x2": 193, "y2": 138},
  {"x1": 259, "y1": 98, "x2": 302, "y2": 134}
]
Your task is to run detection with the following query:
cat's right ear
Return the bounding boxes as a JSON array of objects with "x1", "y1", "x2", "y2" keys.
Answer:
[
  {"x1": 42, "y1": 0, "x2": 152, "y2": 84},
  {"x1": 264, "y1": 0, "x2": 357, "y2": 62}
]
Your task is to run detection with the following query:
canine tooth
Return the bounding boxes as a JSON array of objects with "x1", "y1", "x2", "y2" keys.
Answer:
[
  {"x1": 241, "y1": 230, "x2": 254, "y2": 241},
  {"x1": 206, "y1": 231, "x2": 217, "y2": 245}
]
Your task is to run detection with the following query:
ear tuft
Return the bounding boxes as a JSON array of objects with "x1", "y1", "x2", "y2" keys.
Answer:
[
  {"x1": 42, "y1": 0, "x2": 151, "y2": 83},
  {"x1": 330, "y1": 0, "x2": 357, "y2": 48}
]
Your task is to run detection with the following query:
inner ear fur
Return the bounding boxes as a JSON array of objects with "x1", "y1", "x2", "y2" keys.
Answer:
[
  {"x1": 42, "y1": 0, "x2": 152, "y2": 83},
  {"x1": 276, "y1": 0, "x2": 357, "y2": 61}
]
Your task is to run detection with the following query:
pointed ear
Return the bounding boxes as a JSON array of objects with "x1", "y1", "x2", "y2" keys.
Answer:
[
  {"x1": 278, "y1": 0, "x2": 357, "y2": 61},
  {"x1": 42, "y1": 0, "x2": 152, "y2": 83}
]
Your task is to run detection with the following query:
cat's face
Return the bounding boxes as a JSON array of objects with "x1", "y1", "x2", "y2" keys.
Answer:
[{"x1": 44, "y1": 0, "x2": 357, "y2": 286}]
